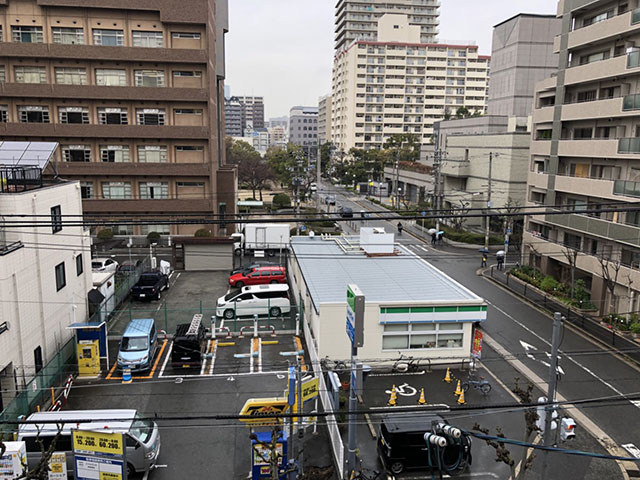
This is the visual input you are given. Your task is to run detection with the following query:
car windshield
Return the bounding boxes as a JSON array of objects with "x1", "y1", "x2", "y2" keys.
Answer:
[
  {"x1": 138, "y1": 276, "x2": 157, "y2": 286},
  {"x1": 224, "y1": 292, "x2": 238, "y2": 301},
  {"x1": 121, "y1": 336, "x2": 148, "y2": 352},
  {"x1": 129, "y1": 415, "x2": 153, "y2": 444},
  {"x1": 91, "y1": 262, "x2": 103, "y2": 269}
]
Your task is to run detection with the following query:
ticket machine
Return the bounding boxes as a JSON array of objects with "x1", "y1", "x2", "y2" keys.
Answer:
[{"x1": 77, "y1": 340, "x2": 100, "y2": 376}]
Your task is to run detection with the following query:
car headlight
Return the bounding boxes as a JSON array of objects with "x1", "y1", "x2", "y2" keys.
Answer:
[
  {"x1": 141, "y1": 355, "x2": 148, "y2": 363},
  {"x1": 117, "y1": 355, "x2": 124, "y2": 363},
  {"x1": 145, "y1": 450, "x2": 156, "y2": 460}
]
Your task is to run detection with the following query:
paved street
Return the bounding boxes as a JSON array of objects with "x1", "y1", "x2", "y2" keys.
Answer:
[{"x1": 319, "y1": 180, "x2": 640, "y2": 478}]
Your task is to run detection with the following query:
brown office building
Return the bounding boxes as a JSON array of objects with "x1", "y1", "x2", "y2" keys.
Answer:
[{"x1": 0, "y1": 0, "x2": 235, "y2": 236}]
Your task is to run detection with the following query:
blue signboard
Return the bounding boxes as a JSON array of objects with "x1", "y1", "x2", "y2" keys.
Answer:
[{"x1": 287, "y1": 366, "x2": 295, "y2": 406}]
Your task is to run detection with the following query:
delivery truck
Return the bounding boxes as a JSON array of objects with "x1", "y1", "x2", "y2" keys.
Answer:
[{"x1": 231, "y1": 223, "x2": 291, "y2": 257}]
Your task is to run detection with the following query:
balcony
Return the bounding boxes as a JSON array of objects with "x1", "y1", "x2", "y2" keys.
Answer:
[
  {"x1": 614, "y1": 180, "x2": 640, "y2": 199},
  {"x1": 528, "y1": 171, "x2": 549, "y2": 190},
  {"x1": 0, "y1": 241, "x2": 24, "y2": 256},
  {"x1": 618, "y1": 137, "x2": 640, "y2": 154},
  {"x1": 564, "y1": 54, "x2": 627, "y2": 86},
  {"x1": 82, "y1": 198, "x2": 213, "y2": 213},
  {"x1": 0, "y1": 123, "x2": 209, "y2": 140},
  {"x1": 558, "y1": 138, "x2": 618, "y2": 157},
  {"x1": 561, "y1": 96, "x2": 624, "y2": 121},
  {"x1": 530, "y1": 140, "x2": 551, "y2": 156},
  {"x1": 554, "y1": 174, "x2": 621, "y2": 201},
  {"x1": 568, "y1": 10, "x2": 638, "y2": 49},
  {"x1": 0, "y1": 42, "x2": 207, "y2": 64},
  {"x1": 53, "y1": 161, "x2": 211, "y2": 177},
  {"x1": 545, "y1": 209, "x2": 640, "y2": 248},
  {"x1": 533, "y1": 105, "x2": 554, "y2": 123}
]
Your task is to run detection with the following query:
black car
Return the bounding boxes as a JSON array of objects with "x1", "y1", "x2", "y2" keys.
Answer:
[
  {"x1": 339, "y1": 207, "x2": 353, "y2": 218},
  {"x1": 171, "y1": 317, "x2": 206, "y2": 369},
  {"x1": 131, "y1": 272, "x2": 169, "y2": 300},
  {"x1": 230, "y1": 262, "x2": 278, "y2": 276},
  {"x1": 377, "y1": 413, "x2": 472, "y2": 475}
]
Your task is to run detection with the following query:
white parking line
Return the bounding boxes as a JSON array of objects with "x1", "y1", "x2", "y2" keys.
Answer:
[
  {"x1": 259, "y1": 338, "x2": 263, "y2": 373},
  {"x1": 200, "y1": 340, "x2": 211, "y2": 376},
  {"x1": 159, "y1": 370, "x2": 288, "y2": 379},
  {"x1": 159, "y1": 342, "x2": 172, "y2": 377},
  {"x1": 209, "y1": 339, "x2": 218, "y2": 375}
]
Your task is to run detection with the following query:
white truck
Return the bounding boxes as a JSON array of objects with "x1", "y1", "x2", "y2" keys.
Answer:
[{"x1": 231, "y1": 223, "x2": 291, "y2": 257}]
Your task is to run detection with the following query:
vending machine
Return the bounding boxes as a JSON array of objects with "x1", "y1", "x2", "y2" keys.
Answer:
[
  {"x1": 77, "y1": 339, "x2": 100, "y2": 376},
  {"x1": 251, "y1": 431, "x2": 288, "y2": 480}
]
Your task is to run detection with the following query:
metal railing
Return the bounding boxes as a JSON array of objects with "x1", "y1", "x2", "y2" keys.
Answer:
[
  {"x1": 618, "y1": 137, "x2": 640, "y2": 153},
  {"x1": 613, "y1": 179, "x2": 640, "y2": 198}
]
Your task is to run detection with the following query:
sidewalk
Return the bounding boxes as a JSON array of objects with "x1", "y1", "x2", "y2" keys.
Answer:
[{"x1": 484, "y1": 266, "x2": 640, "y2": 364}]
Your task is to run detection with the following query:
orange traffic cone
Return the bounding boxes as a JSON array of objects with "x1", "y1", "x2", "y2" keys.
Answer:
[
  {"x1": 387, "y1": 385, "x2": 397, "y2": 407},
  {"x1": 457, "y1": 388, "x2": 466, "y2": 405},
  {"x1": 444, "y1": 368, "x2": 452, "y2": 383},
  {"x1": 418, "y1": 388, "x2": 426, "y2": 405},
  {"x1": 454, "y1": 380, "x2": 462, "y2": 396}
]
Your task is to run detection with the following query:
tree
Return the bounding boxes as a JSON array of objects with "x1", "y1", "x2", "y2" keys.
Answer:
[
  {"x1": 599, "y1": 257, "x2": 622, "y2": 314},
  {"x1": 383, "y1": 133, "x2": 420, "y2": 163},
  {"x1": 1, "y1": 424, "x2": 64, "y2": 479},
  {"x1": 443, "y1": 108, "x2": 452, "y2": 121},
  {"x1": 455, "y1": 106, "x2": 471, "y2": 118},
  {"x1": 449, "y1": 200, "x2": 470, "y2": 232},
  {"x1": 238, "y1": 155, "x2": 274, "y2": 200},
  {"x1": 265, "y1": 143, "x2": 303, "y2": 187},
  {"x1": 227, "y1": 138, "x2": 261, "y2": 165},
  {"x1": 562, "y1": 247, "x2": 579, "y2": 300}
]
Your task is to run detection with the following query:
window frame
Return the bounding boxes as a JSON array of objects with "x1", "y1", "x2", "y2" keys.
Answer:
[
  {"x1": 12, "y1": 26, "x2": 44, "y2": 43},
  {"x1": 55, "y1": 262, "x2": 66, "y2": 291},
  {"x1": 55, "y1": 67, "x2": 87, "y2": 85},
  {"x1": 52, "y1": 27, "x2": 84, "y2": 45},
  {"x1": 381, "y1": 322, "x2": 464, "y2": 351},
  {"x1": 92, "y1": 29, "x2": 124, "y2": 47},
  {"x1": 132, "y1": 30, "x2": 163, "y2": 48},
  {"x1": 76, "y1": 254, "x2": 84, "y2": 276},
  {"x1": 51, "y1": 205, "x2": 62, "y2": 233}
]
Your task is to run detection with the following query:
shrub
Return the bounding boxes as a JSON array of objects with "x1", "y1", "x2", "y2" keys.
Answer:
[
  {"x1": 194, "y1": 228, "x2": 212, "y2": 238},
  {"x1": 630, "y1": 322, "x2": 640, "y2": 334},
  {"x1": 146, "y1": 231, "x2": 161, "y2": 243},
  {"x1": 272, "y1": 193, "x2": 291, "y2": 209},
  {"x1": 540, "y1": 275, "x2": 559, "y2": 293},
  {"x1": 96, "y1": 228, "x2": 113, "y2": 241}
]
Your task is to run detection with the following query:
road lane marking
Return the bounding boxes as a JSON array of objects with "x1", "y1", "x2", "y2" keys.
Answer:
[
  {"x1": 159, "y1": 342, "x2": 173, "y2": 377},
  {"x1": 259, "y1": 337, "x2": 263, "y2": 373},
  {"x1": 488, "y1": 301, "x2": 636, "y2": 408}
]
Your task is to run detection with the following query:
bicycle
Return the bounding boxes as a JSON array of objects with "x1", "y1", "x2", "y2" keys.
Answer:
[
  {"x1": 320, "y1": 356, "x2": 348, "y2": 373},
  {"x1": 392, "y1": 353, "x2": 421, "y2": 373},
  {"x1": 349, "y1": 465, "x2": 384, "y2": 479},
  {"x1": 462, "y1": 370, "x2": 491, "y2": 394}
]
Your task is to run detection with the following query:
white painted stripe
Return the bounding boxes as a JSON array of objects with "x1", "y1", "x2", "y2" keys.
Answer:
[
  {"x1": 158, "y1": 342, "x2": 172, "y2": 377},
  {"x1": 200, "y1": 340, "x2": 211, "y2": 376},
  {"x1": 209, "y1": 340, "x2": 218, "y2": 375},
  {"x1": 419, "y1": 245, "x2": 429, "y2": 253},
  {"x1": 249, "y1": 344, "x2": 254, "y2": 374},
  {"x1": 488, "y1": 300, "x2": 639, "y2": 409},
  {"x1": 159, "y1": 370, "x2": 288, "y2": 379},
  {"x1": 259, "y1": 338, "x2": 263, "y2": 373}
]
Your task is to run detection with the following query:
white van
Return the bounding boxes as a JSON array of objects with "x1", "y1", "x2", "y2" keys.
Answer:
[
  {"x1": 17, "y1": 409, "x2": 160, "y2": 477},
  {"x1": 216, "y1": 284, "x2": 291, "y2": 319}
]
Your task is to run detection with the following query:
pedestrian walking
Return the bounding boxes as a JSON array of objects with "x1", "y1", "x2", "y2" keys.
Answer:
[
  {"x1": 496, "y1": 253, "x2": 505, "y2": 270},
  {"x1": 481, "y1": 254, "x2": 487, "y2": 267},
  {"x1": 431, "y1": 232, "x2": 437, "y2": 245}
]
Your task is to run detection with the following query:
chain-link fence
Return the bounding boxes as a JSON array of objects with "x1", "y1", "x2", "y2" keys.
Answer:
[
  {"x1": 0, "y1": 337, "x2": 76, "y2": 432},
  {"x1": 487, "y1": 267, "x2": 640, "y2": 364}
]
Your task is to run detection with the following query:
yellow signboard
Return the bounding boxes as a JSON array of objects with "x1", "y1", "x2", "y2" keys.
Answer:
[
  {"x1": 301, "y1": 377, "x2": 319, "y2": 402},
  {"x1": 239, "y1": 397, "x2": 289, "y2": 424},
  {"x1": 99, "y1": 472, "x2": 122, "y2": 480},
  {"x1": 72, "y1": 430, "x2": 124, "y2": 456}
]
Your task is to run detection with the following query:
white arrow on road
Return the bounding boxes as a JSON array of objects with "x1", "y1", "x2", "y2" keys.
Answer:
[{"x1": 519, "y1": 340, "x2": 565, "y2": 375}]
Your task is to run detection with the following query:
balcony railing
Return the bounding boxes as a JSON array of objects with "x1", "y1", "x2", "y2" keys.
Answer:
[
  {"x1": 628, "y1": 50, "x2": 640, "y2": 68},
  {"x1": 618, "y1": 137, "x2": 640, "y2": 153},
  {"x1": 614, "y1": 180, "x2": 640, "y2": 198},
  {"x1": 632, "y1": 7, "x2": 640, "y2": 24},
  {"x1": 0, "y1": 240, "x2": 24, "y2": 256},
  {"x1": 623, "y1": 93, "x2": 640, "y2": 110}
]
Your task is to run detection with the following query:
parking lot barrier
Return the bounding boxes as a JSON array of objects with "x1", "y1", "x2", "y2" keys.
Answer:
[
  {"x1": 122, "y1": 368, "x2": 132, "y2": 384},
  {"x1": 387, "y1": 385, "x2": 397, "y2": 407},
  {"x1": 454, "y1": 380, "x2": 462, "y2": 396},
  {"x1": 444, "y1": 368, "x2": 452, "y2": 383},
  {"x1": 418, "y1": 388, "x2": 426, "y2": 405},
  {"x1": 457, "y1": 389, "x2": 466, "y2": 405},
  {"x1": 215, "y1": 326, "x2": 232, "y2": 338}
]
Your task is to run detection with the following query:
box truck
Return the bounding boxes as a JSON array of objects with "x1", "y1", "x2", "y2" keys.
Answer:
[{"x1": 231, "y1": 223, "x2": 290, "y2": 256}]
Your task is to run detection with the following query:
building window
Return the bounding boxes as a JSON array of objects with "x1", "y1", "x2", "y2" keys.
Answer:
[
  {"x1": 175, "y1": 109, "x2": 202, "y2": 115},
  {"x1": 59, "y1": 107, "x2": 89, "y2": 124},
  {"x1": 14, "y1": 66, "x2": 46, "y2": 84},
  {"x1": 137, "y1": 145, "x2": 168, "y2": 163},
  {"x1": 111, "y1": 224, "x2": 134, "y2": 235},
  {"x1": 139, "y1": 182, "x2": 169, "y2": 199},
  {"x1": 140, "y1": 224, "x2": 170, "y2": 235},
  {"x1": 51, "y1": 205, "x2": 62, "y2": 233},
  {"x1": 100, "y1": 145, "x2": 130, "y2": 163},
  {"x1": 134, "y1": 70, "x2": 165, "y2": 87},
  {"x1": 0, "y1": 106, "x2": 7, "y2": 123},
  {"x1": 102, "y1": 182, "x2": 131, "y2": 199},
  {"x1": 34, "y1": 346, "x2": 43, "y2": 374},
  {"x1": 176, "y1": 145, "x2": 203, "y2": 152},
  {"x1": 12, "y1": 26, "x2": 43, "y2": 43},
  {"x1": 95, "y1": 68, "x2": 126, "y2": 86},
  {"x1": 93, "y1": 29, "x2": 124, "y2": 46},
  {"x1": 0, "y1": 26, "x2": 3, "y2": 42},
  {"x1": 381, "y1": 322, "x2": 464, "y2": 350},
  {"x1": 62, "y1": 145, "x2": 91, "y2": 162},
  {"x1": 18, "y1": 106, "x2": 50, "y2": 123},
  {"x1": 98, "y1": 107, "x2": 128, "y2": 125},
  {"x1": 52, "y1": 27, "x2": 84, "y2": 44},
  {"x1": 136, "y1": 109, "x2": 165, "y2": 126},
  {"x1": 173, "y1": 70, "x2": 201, "y2": 78},
  {"x1": 55, "y1": 67, "x2": 87, "y2": 85},
  {"x1": 80, "y1": 182, "x2": 93, "y2": 199},
  {"x1": 0, "y1": 66, "x2": 5, "y2": 83},
  {"x1": 76, "y1": 254, "x2": 83, "y2": 276},
  {"x1": 171, "y1": 32, "x2": 201, "y2": 39},
  {"x1": 55, "y1": 262, "x2": 66, "y2": 291},
  {"x1": 132, "y1": 31, "x2": 163, "y2": 48}
]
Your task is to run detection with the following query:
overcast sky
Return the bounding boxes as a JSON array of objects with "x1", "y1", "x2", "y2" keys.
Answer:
[{"x1": 226, "y1": 0, "x2": 559, "y2": 119}]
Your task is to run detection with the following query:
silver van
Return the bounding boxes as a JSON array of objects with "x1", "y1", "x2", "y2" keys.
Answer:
[
  {"x1": 17, "y1": 409, "x2": 161, "y2": 477},
  {"x1": 216, "y1": 284, "x2": 291, "y2": 319},
  {"x1": 117, "y1": 318, "x2": 158, "y2": 371}
]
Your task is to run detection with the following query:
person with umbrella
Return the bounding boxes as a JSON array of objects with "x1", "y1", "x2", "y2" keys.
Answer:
[
  {"x1": 479, "y1": 247, "x2": 489, "y2": 267},
  {"x1": 496, "y1": 250, "x2": 505, "y2": 270},
  {"x1": 428, "y1": 228, "x2": 437, "y2": 245}
]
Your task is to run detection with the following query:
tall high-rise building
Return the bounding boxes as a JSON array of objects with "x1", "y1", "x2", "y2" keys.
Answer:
[
  {"x1": 331, "y1": 14, "x2": 489, "y2": 152},
  {"x1": 318, "y1": 94, "x2": 333, "y2": 144},
  {"x1": 224, "y1": 96, "x2": 264, "y2": 136},
  {"x1": 289, "y1": 106, "x2": 318, "y2": 148},
  {"x1": 334, "y1": 0, "x2": 440, "y2": 51},
  {"x1": 224, "y1": 97, "x2": 243, "y2": 137},
  {"x1": 488, "y1": 14, "x2": 560, "y2": 117},
  {"x1": 0, "y1": 0, "x2": 235, "y2": 236},
  {"x1": 525, "y1": 0, "x2": 640, "y2": 315}
]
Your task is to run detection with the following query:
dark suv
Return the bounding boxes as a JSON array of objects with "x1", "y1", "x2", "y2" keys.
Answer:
[{"x1": 171, "y1": 320, "x2": 206, "y2": 369}]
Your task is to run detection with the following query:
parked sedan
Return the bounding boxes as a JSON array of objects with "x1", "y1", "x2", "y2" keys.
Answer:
[
  {"x1": 228, "y1": 266, "x2": 286, "y2": 289},
  {"x1": 230, "y1": 262, "x2": 278, "y2": 277},
  {"x1": 91, "y1": 257, "x2": 119, "y2": 273}
]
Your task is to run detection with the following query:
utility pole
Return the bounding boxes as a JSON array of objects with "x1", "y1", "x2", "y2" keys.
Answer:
[
  {"x1": 433, "y1": 147, "x2": 443, "y2": 232},
  {"x1": 394, "y1": 151, "x2": 400, "y2": 210},
  {"x1": 296, "y1": 357, "x2": 304, "y2": 477},
  {"x1": 484, "y1": 152, "x2": 494, "y2": 251},
  {"x1": 294, "y1": 151, "x2": 303, "y2": 236},
  {"x1": 316, "y1": 140, "x2": 322, "y2": 212},
  {"x1": 541, "y1": 312, "x2": 563, "y2": 479}
]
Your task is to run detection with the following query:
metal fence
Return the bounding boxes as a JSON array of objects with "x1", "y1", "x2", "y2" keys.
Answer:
[
  {"x1": 487, "y1": 267, "x2": 640, "y2": 364},
  {"x1": 0, "y1": 337, "x2": 76, "y2": 432}
]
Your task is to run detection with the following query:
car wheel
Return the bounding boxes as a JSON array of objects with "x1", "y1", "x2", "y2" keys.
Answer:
[
  {"x1": 462, "y1": 382, "x2": 470, "y2": 393},
  {"x1": 235, "y1": 281, "x2": 244, "y2": 289},
  {"x1": 390, "y1": 461, "x2": 404, "y2": 474},
  {"x1": 127, "y1": 463, "x2": 135, "y2": 476},
  {"x1": 481, "y1": 383, "x2": 492, "y2": 394},
  {"x1": 234, "y1": 248, "x2": 242, "y2": 257},
  {"x1": 269, "y1": 307, "x2": 281, "y2": 317},
  {"x1": 267, "y1": 249, "x2": 276, "y2": 257},
  {"x1": 224, "y1": 309, "x2": 235, "y2": 320}
]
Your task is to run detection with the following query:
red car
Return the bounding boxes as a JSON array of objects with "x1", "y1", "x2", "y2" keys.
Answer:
[{"x1": 228, "y1": 266, "x2": 286, "y2": 288}]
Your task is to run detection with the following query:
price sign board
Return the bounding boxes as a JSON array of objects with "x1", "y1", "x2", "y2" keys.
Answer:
[{"x1": 72, "y1": 430, "x2": 125, "y2": 480}]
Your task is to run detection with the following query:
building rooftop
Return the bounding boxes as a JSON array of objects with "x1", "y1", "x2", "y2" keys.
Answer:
[
  {"x1": 0, "y1": 142, "x2": 59, "y2": 193},
  {"x1": 493, "y1": 13, "x2": 557, "y2": 28},
  {"x1": 290, "y1": 236, "x2": 483, "y2": 309}
]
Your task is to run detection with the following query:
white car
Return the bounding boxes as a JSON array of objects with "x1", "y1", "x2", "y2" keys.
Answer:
[
  {"x1": 91, "y1": 257, "x2": 119, "y2": 272},
  {"x1": 216, "y1": 284, "x2": 291, "y2": 319},
  {"x1": 310, "y1": 183, "x2": 317, "y2": 192}
]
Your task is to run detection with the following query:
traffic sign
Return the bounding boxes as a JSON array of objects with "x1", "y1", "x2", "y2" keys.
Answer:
[
  {"x1": 346, "y1": 284, "x2": 365, "y2": 347},
  {"x1": 300, "y1": 225, "x2": 307, "y2": 232},
  {"x1": 421, "y1": 211, "x2": 427, "y2": 217}
]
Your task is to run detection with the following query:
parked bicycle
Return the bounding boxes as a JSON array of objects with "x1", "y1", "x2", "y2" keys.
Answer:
[
  {"x1": 392, "y1": 353, "x2": 421, "y2": 373},
  {"x1": 320, "y1": 356, "x2": 348, "y2": 373},
  {"x1": 349, "y1": 461, "x2": 384, "y2": 480},
  {"x1": 462, "y1": 370, "x2": 491, "y2": 394}
]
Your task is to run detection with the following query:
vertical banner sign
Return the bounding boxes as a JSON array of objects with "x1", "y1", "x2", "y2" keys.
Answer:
[
  {"x1": 346, "y1": 284, "x2": 365, "y2": 347},
  {"x1": 72, "y1": 430, "x2": 126, "y2": 480},
  {"x1": 48, "y1": 452, "x2": 68, "y2": 480},
  {"x1": 472, "y1": 329, "x2": 483, "y2": 360}
]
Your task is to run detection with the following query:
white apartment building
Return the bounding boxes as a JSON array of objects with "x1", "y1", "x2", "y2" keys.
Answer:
[
  {"x1": 0, "y1": 142, "x2": 91, "y2": 410},
  {"x1": 318, "y1": 94, "x2": 333, "y2": 144},
  {"x1": 331, "y1": 14, "x2": 489, "y2": 152},
  {"x1": 525, "y1": 0, "x2": 640, "y2": 315},
  {"x1": 334, "y1": 0, "x2": 440, "y2": 51},
  {"x1": 268, "y1": 125, "x2": 287, "y2": 149}
]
